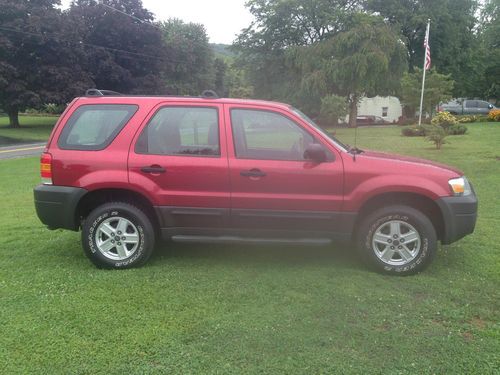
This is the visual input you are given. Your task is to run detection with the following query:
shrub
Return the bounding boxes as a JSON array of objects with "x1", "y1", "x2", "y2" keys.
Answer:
[
  {"x1": 457, "y1": 115, "x2": 477, "y2": 123},
  {"x1": 447, "y1": 124, "x2": 468, "y2": 135},
  {"x1": 426, "y1": 125, "x2": 448, "y2": 149},
  {"x1": 43, "y1": 103, "x2": 66, "y2": 115},
  {"x1": 432, "y1": 111, "x2": 458, "y2": 129},
  {"x1": 488, "y1": 109, "x2": 500, "y2": 122},
  {"x1": 24, "y1": 108, "x2": 40, "y2": 115},
  {"x1": 401, "y1": 125, "x2": 426, "y2": 137},
  {"x1": 477, "y1": 115, "x2": 490, "y2": 122}
]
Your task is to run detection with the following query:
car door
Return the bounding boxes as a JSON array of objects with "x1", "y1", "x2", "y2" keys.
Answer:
[
  {"x1": 128, "y1": 102, "x2": 230, "y2": 230},
  {"x1": 477, "y1": 101, "x2": 492, "y2": 115},
  {"x1": 464, "y1": 100, "x2": 478, "y2": 114},
  {"x1": 225, "y1": 104, "x2": 345, "y2": 234}
]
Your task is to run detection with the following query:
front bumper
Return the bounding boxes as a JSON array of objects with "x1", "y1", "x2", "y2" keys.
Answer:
[
  {"x1": 436, "y1": 193, "x2": 478, "y2": 245},
  {"x1": 34, "y1": 185, "x2": 87, "y2": 231}
]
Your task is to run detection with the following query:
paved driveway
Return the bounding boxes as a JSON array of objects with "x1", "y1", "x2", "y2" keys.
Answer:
[{"x1": 0, "y1": 142, "x2": 46, "y2": 160}]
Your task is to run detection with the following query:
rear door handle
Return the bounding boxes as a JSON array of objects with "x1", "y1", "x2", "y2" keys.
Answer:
[
  {"x1": 240, "y1": 169, "x2": 266, "y2": 177},
  {"x1": 141, "y1": 165, "x2": 166, "y2": 174}
]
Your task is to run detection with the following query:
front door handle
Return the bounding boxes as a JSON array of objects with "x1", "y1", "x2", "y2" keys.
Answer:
[
  {"x1": 240, "y1": 168, "x2": 266, "y2": 177},
  {"x1": 141, "y1": 165, "x2": 166, "y2": 174}
]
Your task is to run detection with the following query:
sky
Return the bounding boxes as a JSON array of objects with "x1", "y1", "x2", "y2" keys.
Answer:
[{"x1": 60, "y1": 0, "x2": 254, "y2": 44}]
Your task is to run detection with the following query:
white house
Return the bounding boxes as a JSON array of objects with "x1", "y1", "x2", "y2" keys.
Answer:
[{"x1": 357, "y1": 96, "x2": 403, "y2": 123}]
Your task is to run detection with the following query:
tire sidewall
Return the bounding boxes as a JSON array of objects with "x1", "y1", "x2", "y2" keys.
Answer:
[
  {"x1": 83, "y1": 203, "x2": 153, "y2": 269},
  {"x1": 358, "y1": 207, "x2": 436, "y2": 275}
]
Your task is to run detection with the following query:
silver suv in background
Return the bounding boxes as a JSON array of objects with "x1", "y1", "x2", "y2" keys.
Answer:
[{"x1": 438, "y1": 99, "x2": 496, "y2": 115}]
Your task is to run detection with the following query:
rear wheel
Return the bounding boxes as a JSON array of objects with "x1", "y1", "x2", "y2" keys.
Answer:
[
  {"x1": 356, "y1": 205, "x2": 437, "y2": 275},
  {"x1": 82, "y1": 202, "x2": 155, "y2": 269}
]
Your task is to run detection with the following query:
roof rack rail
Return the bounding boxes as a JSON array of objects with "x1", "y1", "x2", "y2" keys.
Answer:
[
  {"x1": 85, "y1": 89, "x2": 122, "y2": 97},
  {"x1": 201, "y1": 90, "x2": 219, "y2": 99}
]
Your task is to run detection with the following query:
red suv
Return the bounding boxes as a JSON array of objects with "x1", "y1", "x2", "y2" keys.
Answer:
[{"x1": 34, "y1": 90, "x2": 478, "y2": 275}]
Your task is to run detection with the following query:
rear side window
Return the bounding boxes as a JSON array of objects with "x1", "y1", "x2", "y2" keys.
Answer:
[
  {"x1": 135, "y1": 106, "x2": 220, "y2": 156},
  {"x1": 58, "y1": 104, "x2": 138, "y2": 150}
]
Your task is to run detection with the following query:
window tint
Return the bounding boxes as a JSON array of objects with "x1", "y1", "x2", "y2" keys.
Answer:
[
  {"x1": 465, "y1": 100, "x2": 477, "y2": 107},
  {"x1": 477, "y1": 101, "x2": 490, "y2": 109},
  {"x1": 58, "y1": 104, "x2": 137, "y2": 150},
  {"x1": 231, "y1": 109, "x2": 314, "y2": 160},
  {"x1": 136, "y1": 107, "x2": 219, "y2": 156}
]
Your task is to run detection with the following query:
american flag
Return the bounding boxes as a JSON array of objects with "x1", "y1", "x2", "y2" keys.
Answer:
[{"x1": 424, "y1": 23, "x2": 431, "y2": 70}]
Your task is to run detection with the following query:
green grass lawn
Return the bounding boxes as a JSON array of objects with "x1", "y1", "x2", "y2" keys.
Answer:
[
  {"x1": 0, "y1": 123, "x2": 499, "y2": 374},
  {"x1": 0, "y1": 115, "x2": 59, "y2": 145}
]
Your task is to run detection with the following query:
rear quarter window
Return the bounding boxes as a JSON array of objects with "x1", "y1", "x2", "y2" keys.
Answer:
[{"x1": 58, "y1": 104, "x2": 138, "y2": 150}]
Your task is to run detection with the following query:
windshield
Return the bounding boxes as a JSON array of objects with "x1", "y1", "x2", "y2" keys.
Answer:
[{"x1": 291, "y1": 108, "x2": 349, "y2": 151}]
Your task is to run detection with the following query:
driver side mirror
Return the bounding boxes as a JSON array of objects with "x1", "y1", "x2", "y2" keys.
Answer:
[{"x1": 304, "y1": 144, "x2": 327, "y2": 163}]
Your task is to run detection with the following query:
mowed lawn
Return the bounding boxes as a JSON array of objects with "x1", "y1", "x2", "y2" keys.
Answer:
[
  {"x1": 0, "y1": 115, "x2": 58, "y2": 145},
  {"x1": 0, "y1": 123, "x2": 499, "y2": 374}
]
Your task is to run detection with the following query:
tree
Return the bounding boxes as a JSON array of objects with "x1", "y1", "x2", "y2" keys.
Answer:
[
  {"x1": 319, "y1": 94, "x2": 348, "y2": 126},
  {"x1": 365, "y1": 0, "x2": 479, "y2": 98},
  {"x1": 159, "y1": 18, "x2": 214, "y2": 95},
  {"x1": 233, "y1": 0, "x2": 363, "y2": 107},
  {"x1": 477, "y1": 0, "x2": 500, "y2": 101},
  {"x1": 213, "y1": 58, "x2": 227, "y2": 96},
  {"x1": 68, "y1": 0, "x2": 166, "y2": 94},
  {"x1": 401, "y1": 68, "x2": 454, "y2": 117},
  {"x1": 295, "y1": 16, "x2": 407, "y2": 127},
  {"x1": 0, "y1": 0, "x2": 92, "y2": 127}
]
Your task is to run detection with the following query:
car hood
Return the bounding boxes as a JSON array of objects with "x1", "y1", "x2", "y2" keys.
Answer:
[{"x1": 360, "y1": 150, "x2": 463, "y2": 176}]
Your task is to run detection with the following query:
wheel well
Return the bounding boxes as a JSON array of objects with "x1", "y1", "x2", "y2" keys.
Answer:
[
  {"x1": 354, "y1": 192, "x2": 445, "y2": 241},
  {"x1": 75, "y1": 189, "x2": 159, "y2": 231}
]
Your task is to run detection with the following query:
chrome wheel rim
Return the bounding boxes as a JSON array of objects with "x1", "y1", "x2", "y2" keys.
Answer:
[
  {"x1": 372, "y1": 220, "x2": 421, "y2": 266},
  {"x1": 95, "y1": 217, "x2": 140, "y2": 260}
]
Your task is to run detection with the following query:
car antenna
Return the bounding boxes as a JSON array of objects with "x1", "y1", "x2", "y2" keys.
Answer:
[{"x1": 353, "y1": 121, "x2": 358, "y2": 162}]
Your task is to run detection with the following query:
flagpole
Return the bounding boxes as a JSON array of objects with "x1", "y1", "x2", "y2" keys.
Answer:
[{"x1": 418, "y1": 19, "x2": 431, "y2": 126}]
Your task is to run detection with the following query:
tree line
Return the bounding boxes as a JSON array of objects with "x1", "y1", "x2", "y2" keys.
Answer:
[
  {"x1": 0, "y1": 0, "x2": 226, "y2": 127},
  {"x1": 233, "y1": 0, "x2": 499, "y2": 126},
  {"x1": 0, "y1": 0, "x2": 498, "y2": 128}
]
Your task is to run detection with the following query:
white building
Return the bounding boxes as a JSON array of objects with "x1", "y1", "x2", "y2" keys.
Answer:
[{"x1": 357, "y1": 96, "x2": 403, "y2": 123}]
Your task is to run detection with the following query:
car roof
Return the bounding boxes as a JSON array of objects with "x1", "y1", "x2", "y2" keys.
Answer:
[{"x1": 75, "y1": 95, "x2": 292, "y2": 111}]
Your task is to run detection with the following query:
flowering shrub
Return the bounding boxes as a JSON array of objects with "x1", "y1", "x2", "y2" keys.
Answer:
[
  {"x1": 402, "y1": 112, "x2": 467, "y2": 143},
  {"x1": 457, "y1": 115, "x2": 478, "y2": 123},
  {"x1": 488, "y1": 109, "x2": 500, "y2": 122},
  {"x1": 432, "y1": 111, "x2": 458, "y2": 128}
]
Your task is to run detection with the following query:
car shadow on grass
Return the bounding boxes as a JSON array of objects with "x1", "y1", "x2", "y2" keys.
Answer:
[{"x1": 151, "y1": 241, "x2": 364, "y2": 271}]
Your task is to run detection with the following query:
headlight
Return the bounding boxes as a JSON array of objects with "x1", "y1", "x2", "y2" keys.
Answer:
[{"x1": 448, "y1": 176, "x2": 472, "y2": 196}]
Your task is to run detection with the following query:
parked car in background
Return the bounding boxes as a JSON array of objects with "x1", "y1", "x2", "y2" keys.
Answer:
[
  {"x1": 438, "y1": 99, "x2": 496, "y2": 115},
  {"x1": 356, "y1": 115, "x2": 391, "y2": 126}
]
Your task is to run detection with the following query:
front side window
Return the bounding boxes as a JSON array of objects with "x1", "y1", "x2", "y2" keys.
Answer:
[
  {"x1": 58, "y1": 104, "x2": 138, "y2": 150},
  {"x1": 135, "y1": 107, "x2": 220, "y2": 156},
  {"x1": 231, "y1": 109, "x2": 314, "y2": 160}
]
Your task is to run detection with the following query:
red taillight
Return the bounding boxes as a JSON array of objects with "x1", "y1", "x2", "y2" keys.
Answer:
[{"x1": 40, "y1": 152, "x2": 52, "y2": 184}]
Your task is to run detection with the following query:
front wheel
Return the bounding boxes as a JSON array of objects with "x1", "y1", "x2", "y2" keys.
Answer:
[
  {"x1": 356, "y1": 205, "x2": 437, "y2": 275},
  {"x1": 82, "y1": 202, "x2": 155, "y2": 269}
]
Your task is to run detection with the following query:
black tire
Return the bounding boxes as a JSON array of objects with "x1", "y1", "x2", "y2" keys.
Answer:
[
  {"x1": 356, "y1": 205, "x2": 437, "y2": 275},
  {"x1": 82, "y1": 202, "x2": 155, "y2": 269}
]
